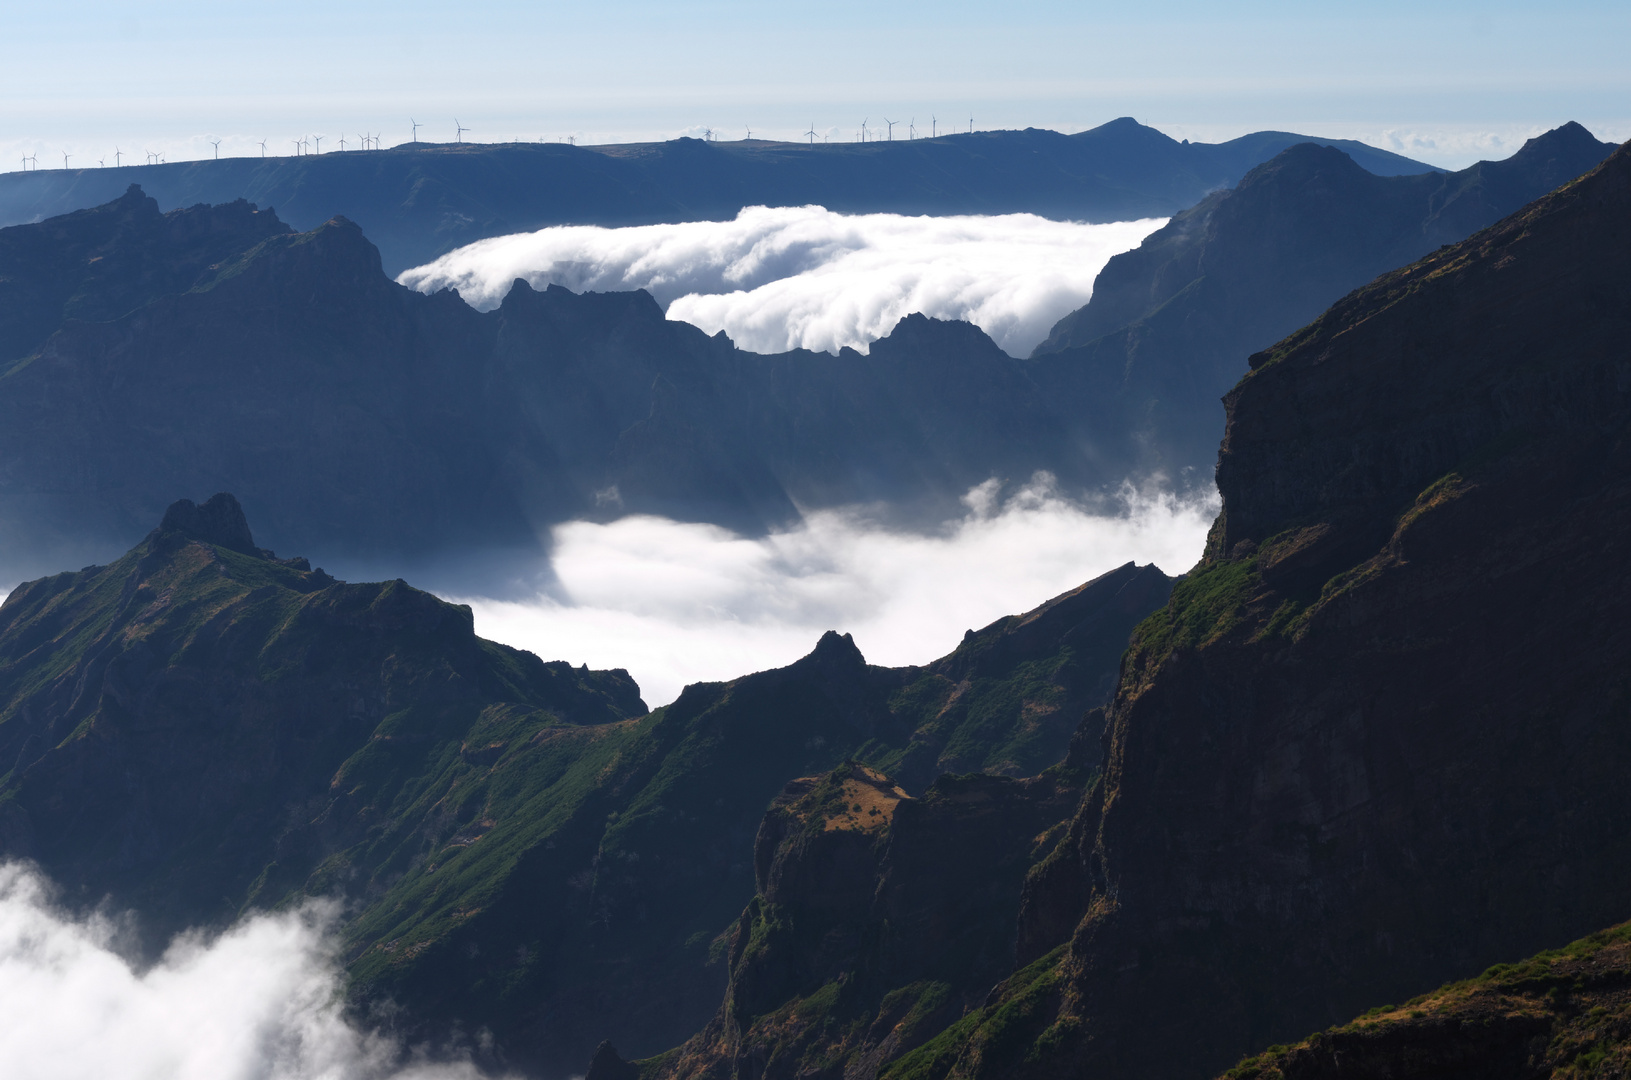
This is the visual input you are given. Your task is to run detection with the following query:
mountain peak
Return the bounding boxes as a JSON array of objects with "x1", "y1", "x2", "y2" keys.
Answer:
[{"x1": 157, "y1": 493, "x2": 259, "y2": 554}]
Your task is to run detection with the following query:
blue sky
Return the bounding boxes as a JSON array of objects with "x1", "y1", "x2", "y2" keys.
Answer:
[{"x1": 3, "y1": 0, "x2": 1627, "y2": 170}]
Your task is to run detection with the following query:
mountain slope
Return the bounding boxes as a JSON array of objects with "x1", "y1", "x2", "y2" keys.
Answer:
[
  {"x1": 0, "y1": 121, "x2": 1434, "y2": 275},
  {"x1": 0, "y1": 188, "x2": 1160, "y2": 584},
  {"x1": 861, "y1": 137, "x2": 1631, "y2": 1080},
  {"x1": 0, "y1": 494, "x2": 1171, "y2": 1077},
  {"x1": 1217, "y1": 922, "x2": 1631, "y2": 1080},
  {"x1": 1028, "y1": 122, "x2": 1617, "y2": 486}
]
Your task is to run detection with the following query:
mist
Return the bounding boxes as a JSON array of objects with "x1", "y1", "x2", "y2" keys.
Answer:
[
  {"x1": 397, "y1": 207, "x2": 1165, "y2": 356},
  {"x1": 458, "y1": 476, "x2": 1217, "y2": 708},
  {"x1": 0, "y1": 863, "x2": 499, "y2": 1080}
]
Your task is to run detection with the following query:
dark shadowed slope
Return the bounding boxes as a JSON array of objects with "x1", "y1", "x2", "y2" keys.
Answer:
[
  {"x1": 0, "y1": 120, "x2": 1435, "y2": 275},
  {"x1": 862, "y1": 137, "x2": 1631, "y2": 1080},
  {"x1": 0, "y1": 188, "x2": 1157, "y2": 584},
  {"x1": 0, "y1": 495, "x2": 1170, "y2": 1078},
  {"x1": 1213, "y1": 922, "x2": 1631, "y2": 1080},
  {"x1": 1029, "y1": 122, "x2": 1617, "y2": 487}
]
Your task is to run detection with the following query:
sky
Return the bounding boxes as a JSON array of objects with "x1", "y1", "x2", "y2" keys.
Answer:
[{"x1": 2, "y1": 0, "x2": 1628, "y2": 171}]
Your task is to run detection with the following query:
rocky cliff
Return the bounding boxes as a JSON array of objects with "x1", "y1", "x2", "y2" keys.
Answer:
[
  {"x1": 858, "y1": 140, "x2": 1631, "y2": 1080},
  {"x1": 1029, "y1": 122, "x2": 1617, "y2": 487},
  {"x1": 617, "y1": 760, "x2": 1086, "y2": 1080}
]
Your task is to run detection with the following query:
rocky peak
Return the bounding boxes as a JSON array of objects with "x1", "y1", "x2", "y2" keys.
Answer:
[{"x1": 157, "y1": 493, "x2": 260, "y2": 554}]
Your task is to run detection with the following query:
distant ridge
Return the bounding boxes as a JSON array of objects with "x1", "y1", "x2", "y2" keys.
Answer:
[{"x1": 0, "y1": 119, "x2": 1436, "y2": 274}]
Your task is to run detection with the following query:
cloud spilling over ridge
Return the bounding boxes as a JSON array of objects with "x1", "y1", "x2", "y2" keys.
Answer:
[
  {"x1": 460, "y1": 476, "x2": 1217, "y2": 708},
  {"x1": 397, "y1": 207, "x2": 1165, "y2": 356},
  {"x1": 0, "y1": 864, "x2": 497, "y2": 1080}
]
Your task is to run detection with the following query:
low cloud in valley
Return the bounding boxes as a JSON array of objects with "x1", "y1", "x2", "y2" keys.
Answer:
[
  {"x1": 0, "y1": 864, "x2": 497, "y2": 1080},
  {"x1": 397, "y1": 207, "x2": 1165, "y2": 356},
  {"x1": 459, "y1": 477, "x2": 1218, "y2": 707}
]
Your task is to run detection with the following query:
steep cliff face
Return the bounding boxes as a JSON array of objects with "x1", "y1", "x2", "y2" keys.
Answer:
[
  {"x1": 884, "y1": 142, "x2": 1631, "y2": 1080},
  {"x1": 631, "y1": 761, "x2": 1086, "y2": 1080},
  {"x1": 1028, "y1": 123, "x2": 1617, "y2": 486}
]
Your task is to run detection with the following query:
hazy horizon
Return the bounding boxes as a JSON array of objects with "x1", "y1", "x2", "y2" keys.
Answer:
[{"x1": 4, "y1": 1, "x2": 1627, "y2": 173}]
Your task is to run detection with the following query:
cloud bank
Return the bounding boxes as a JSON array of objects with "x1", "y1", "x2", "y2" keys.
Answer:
[
  {"x1": 460, "y1": 476, "x2": 1217, "y2": 708},
  {"x1": 397, "y1": 207, "x2": 1164, "y2": 356},
  {"x1": 0, "y1": 864, "x2": 496, "y2": 1080}
]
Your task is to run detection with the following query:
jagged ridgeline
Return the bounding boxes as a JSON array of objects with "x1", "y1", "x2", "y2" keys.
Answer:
[
  {"x1": 1027, "y1": 122, "x2": 1617, "y2": 485},
  {"x1": 0, "y1": 185, "x2": 1117, "y2": 582},
  {"x1": 0, "y1": 492, "x2": 1170, "y2": 1076}
]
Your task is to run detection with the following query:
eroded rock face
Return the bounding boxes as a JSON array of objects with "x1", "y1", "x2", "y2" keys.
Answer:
[
  {"x1": 654, "y1": 760, "x2": 1087, "y2": 1080},
  {"x1": 892, "y1": 144, "x2": 1631, "y2": 1080}
]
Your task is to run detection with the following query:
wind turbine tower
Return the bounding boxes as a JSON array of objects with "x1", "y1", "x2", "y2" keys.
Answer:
[
  {"x1": 861, "y1": 118, "x2": 868, "y2": 142},
  {"x1": 257, "y1": 139, "x2": 267, "y2": 157},
  {"x1": 455, "y1": 119, "x2": 469, "y2": 143},
  {"x1": 805, "y1": 122, "x2": 817, "y2": 146},
  {"x1": 884, "y1": 118, "x2": 897, "y2": 141},
  {"x1": 62, "y1": 152, "x2": 70, "y2": 169},
  {"x1": 209, "y1": 138, "x2": 221, "y2": 159},
  {"x1": 115, "y1": 148, "x2": 122, "y2": 166},
  {"x1": 410, "y1": 118, "x2": 420, "y2": 143},
  {"x1": 932, "y1": 115, "x2": 936, "y2": 138}
]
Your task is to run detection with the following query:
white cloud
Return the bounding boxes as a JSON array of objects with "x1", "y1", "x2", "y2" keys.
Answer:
[
  {"x1": 458, "y1": 476, "x2": 1217, "y2": 708},
  {"x1": 0, "y1": 863, "x2": 500, "y2": 1080},
  {"x1": 396, "y1": 207, "x2": 1165, "y2": 356}
]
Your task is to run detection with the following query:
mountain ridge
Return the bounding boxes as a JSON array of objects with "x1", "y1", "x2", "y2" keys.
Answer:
[{"x1": 0, "y1": 119, "x2": 1436, "y2": 275}]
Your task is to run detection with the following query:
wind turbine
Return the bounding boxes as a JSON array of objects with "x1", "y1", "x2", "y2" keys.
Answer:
[
  {"x1": 291, "y1": 139, "x2": 301, "y2": 156},
  {"x1": 209, "y1": 137, "x2": 221, "y2": 159},
  {"x1": 861, "y1": 118, "x2": 868, "y2": 142},
  {"x1": 62, "y1": 152, "x2": 70, "y2": 169},
  {"x1": 257, "y1": 139, "x2": 267, "y2": 157},
  {"x1": 99, "y1": 157, "x2": 105, "y2": 168},
  {"x1": 115, "y1": 147, "x2": 122, "y2": 166},
  {"x1": 883, "y1": 117, "x2": 897, "y2": 141},
  {"x1": 969, "y1": 116, "x2": 973, "y2": 133},
  {"x1": 909, "y1": 117, "x2": 916, "y2": 139},
  {"x1": 410, "y1": 118, "x2": 420, "y2": 143},
  {"x1": 455, "y1": 118, "x2": 469, "y2": 143},
  {"x1": 744, "y1": 126, "x2": 752, "y2": 140},
  {"x1": 805, "y1": 122, "x2": 817, "y2": 146},
  {"x1": 312, "y1": 135, "x2": 322, "y2": 154}
]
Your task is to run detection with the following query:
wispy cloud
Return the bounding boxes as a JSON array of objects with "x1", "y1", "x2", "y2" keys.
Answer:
[
  {"x1": 0, "y1": 863, "x2": 500, "y2": 1080},
  {"x1": 458, "y1": 476, "x2": 1217, "y2": 708},
  {"x1": 397, "y1": 207, "x2": 1164, "y2": 356}
]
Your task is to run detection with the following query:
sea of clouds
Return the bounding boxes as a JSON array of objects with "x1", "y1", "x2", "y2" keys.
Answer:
[
  {"x1": 397, "y1": 207, "x2": 1165, "y2": 357},
  {"x1": 0, "y1": 863, "x2": 498, "y2": 1080},
  {"x1": 458, "y1": 475, "x2": 1218, "y2": 708}
]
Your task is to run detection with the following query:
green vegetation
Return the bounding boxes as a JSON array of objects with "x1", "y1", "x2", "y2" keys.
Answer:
[{"x1": 1223, "y1": 923, "x2": 1631, "y2": 1080}]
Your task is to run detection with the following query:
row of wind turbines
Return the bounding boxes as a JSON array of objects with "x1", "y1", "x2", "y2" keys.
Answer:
[
  {"x1": 15, "y1": 113, "x2": 980, "y2": 172},
  {"x1": 11, "y1": 118, "x2": 476, "y2": 172},
  {"x1": 698, "y1": 115, "x2": 976, "y2": 146}
]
